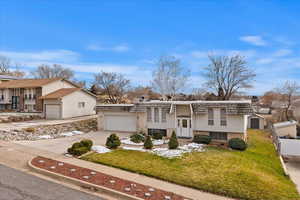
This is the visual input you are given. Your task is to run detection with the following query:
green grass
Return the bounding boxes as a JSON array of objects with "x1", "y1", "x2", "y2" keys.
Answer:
[{"x1": 81, "y1": 130, "x2": 299, "y2": 200}]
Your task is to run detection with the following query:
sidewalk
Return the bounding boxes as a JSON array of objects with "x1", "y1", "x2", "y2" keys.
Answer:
[{"x1": 0, "y1": 141, "x2": 233, "y2": 200}]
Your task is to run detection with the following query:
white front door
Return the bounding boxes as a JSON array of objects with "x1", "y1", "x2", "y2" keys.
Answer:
[{"x1": 176, "y1": 118, "x2": 191, "y2": 138}]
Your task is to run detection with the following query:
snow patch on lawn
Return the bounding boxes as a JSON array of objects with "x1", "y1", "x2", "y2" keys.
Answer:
[
  {"x1": 121, "y1": 138, "x2": 169, "y2": 146},
  {"x1": 60, "y1": 131, "x2": 84, "y2": 137},
  {"x1": 37, "y1": 135, "x2": 53, "y2": 140},
  {"x1": 122, "y1": 146, "x2": 147, "y2": 152},
  {"x1": 92, "y1": 145, "x2": 111, "y2": 154},
  {"x1": 121, "y1": 138, "x2": 143, "y2": 146},
  {"x1": 120, "y1": 142, "x2": 205, "y2": 158}
]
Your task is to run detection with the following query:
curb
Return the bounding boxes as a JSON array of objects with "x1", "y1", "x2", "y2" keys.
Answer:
[
  {"x1": 28, "y1": 159, "x2": 142, "y2": 200},
  {"x1": 279, "y1": 155, "x2": 289, "y2": 176}
]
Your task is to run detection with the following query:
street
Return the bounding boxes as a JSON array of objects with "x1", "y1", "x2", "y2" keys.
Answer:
[{"x1": 0, "y1": 164, "x2": 103, "y2": 200}]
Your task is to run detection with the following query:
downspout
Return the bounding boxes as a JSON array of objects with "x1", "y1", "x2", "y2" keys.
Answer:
[{"x1": 190, "y1": 103, "x2": 193, "y2": 138}]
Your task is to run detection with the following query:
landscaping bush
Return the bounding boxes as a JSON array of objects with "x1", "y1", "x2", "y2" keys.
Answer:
[
  {"x1": 106, "y1": 133, "x2": 121, "y2": 149},
  {"x1": 80, "y1": 139, "x2": 93, "y2": 150},
  {"x1": 228, "y1": 138, "x2": 247, "y2": 151},
  {"x1": 68, "y1": 140, "x2": 91, "y2": 156},
  {"x1": 71, "y1": 142, "x2": 82, "y2": 149},
  {"x1": 193, "y1": 135, "x2": 212, "y2": 144},
  {"x1": 152, "y1": 132, "x2": 163, "y2": 140},
  {"x1": 168, "y1": 131, "x2": 179, "y2": 149},
  {"x1": 144, "y1": 135, "x2": 153, "y2": 149},
  {"x1": 68, "y1": 146, "x2": 89, "y2": 156},
  {"x1": 130, "y1": 133, "x2": 145, "y2": 143}
]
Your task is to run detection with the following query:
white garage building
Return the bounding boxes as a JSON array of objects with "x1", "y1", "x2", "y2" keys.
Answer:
[
  {"x1": 247, "y1": 113, "x2": 265, "y2": 129},
  {"x1": 41, "y1": 88, "x2": 96, "y2": 119}
]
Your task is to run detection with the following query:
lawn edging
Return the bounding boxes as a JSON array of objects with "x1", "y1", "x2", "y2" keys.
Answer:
[
  {"x1": 279, "y1": 155, "x2": 290, "y2": 176},
  {"x1": 27, "y1": 158, "x2": 143, "y2": 200}
]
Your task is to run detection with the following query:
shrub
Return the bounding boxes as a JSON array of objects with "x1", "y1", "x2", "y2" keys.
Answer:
[
  {"x1": 67, "y1": 140, "x2": 91, "y2": 156},
  {"x1": 68, "y1": 146, "x2": 89, "y2": 156},
  {"x1": 80, "y1": 139, "x2": 93, "y2": 150},
  {"x1": 168, "y1": 131, "x2": 179, "y2": 149},
  {"x1": 144, "y1": 135, "x2": 153, "y2": 149},
  {"x1": 130, "y1": 133, "x2": 145, "y2": 143},
  {"x1": 193, "y1": 135, "x2": 212, "y2": 144},
  {"x1": 106, "y1": 133, "x2": 121, "y2": 149},
  {"x1": 71, "y1": 142, "x2": 82, "y2": 149},
  {"x1": 152, "y1": 132, "x2": 163, "y2": 140},
  {"x1": 228, "y1": 138, "x2": 247, "y2": 151}
]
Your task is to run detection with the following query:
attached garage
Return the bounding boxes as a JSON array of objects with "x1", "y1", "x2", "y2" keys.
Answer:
[
  {"x1": 104, "y1": 113, "x2": 136, "y2": 132},
  {"x1": 248, "y1": 114, "x2": 265, "y2": 129},
  {"x1": 45, "y1": 104, "x2": 61, "y2": 119}
]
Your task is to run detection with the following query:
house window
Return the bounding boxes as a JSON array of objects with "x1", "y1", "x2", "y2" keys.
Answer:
[
  {"x1": 220, "y1": 108, "x2": 227, "y2": 126},
  {"x1": 24, "y1": 94, "x2": 28, "y2": 100},
  {"x1": 161, "y1": 108, "x2": 167, "y2": 123},
  {"x1": 154, "y1": 107, "x2": 159, "y2": 123},
  {"x1": 29, "y1": 94, "x2": 32, "y2": 100},
  {"x1": 147, "y1": 107, "x2": 152, "y2": 122},
  {"x1": 182, "y1": 119, "x2": 188, "y2": 128},
  {"x1": 148, "y1": 129, "x2": 167, "y2": 137},
  {"x1": 208, "y1": 108, "x2": 214, "y2": 126},
  {"x1": 78, "y1": 102, "x2": 85, "y2": 108},
  {"x1": 209, "y1": 132, "x2": 228, "y2": 140}
]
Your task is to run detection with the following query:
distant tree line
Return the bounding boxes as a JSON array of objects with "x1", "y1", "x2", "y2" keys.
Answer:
[{"x1": 0, "y1": 53, "x2": 259, "y2": 104}]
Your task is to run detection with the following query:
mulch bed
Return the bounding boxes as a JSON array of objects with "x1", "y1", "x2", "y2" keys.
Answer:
[{"x1": 31, "y1": 156, "x2": 190, "y2": 200}]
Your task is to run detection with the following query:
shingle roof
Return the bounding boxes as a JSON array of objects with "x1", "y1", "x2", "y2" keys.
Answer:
[
  {"x1": 0, "y1": 75, "x2": 20, "y2": 80},
  {"x1": 0, "y1": 78, "x2": 62, "y2": 88},
  {"x1": 40, "y1": 88, "x2": 80, "y2": 99}
]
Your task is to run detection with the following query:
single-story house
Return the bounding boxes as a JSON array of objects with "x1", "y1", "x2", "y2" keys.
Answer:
[
  {"x1": 273, "y1": 120, "x2": 297, "y2": 138},
  {"x1": 247, "y1": 113, "x2": 265, "y2": 129},
  {"x1": 40, "y1": 88, "x2": 96, "y2": 119},
  {"x1": 0, "y1": 78, "x2": 96, "y2": 119},
  {"x1": 96, "y1": 100, "x2": 252, "y2": 143}
]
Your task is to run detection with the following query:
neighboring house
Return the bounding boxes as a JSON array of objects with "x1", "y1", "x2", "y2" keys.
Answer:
[
  {"x1": 273, "y1": 120, "x2": 297, "y2": 138},
  {"x1": 96, "y1": 100, "x2": 252, "y2": 143},
  {"x1": 0, "y1": 78, "x2": 96, "y2": 119},
  {"x1": 0, "y1": 75, "x2": 20, "y2": 83},
  {"x1": 248, "y1": 113, "x2": 265, "y2": 129},
  {"x1": 292, "y1": 99, "x2": 300, "y2": 121}
]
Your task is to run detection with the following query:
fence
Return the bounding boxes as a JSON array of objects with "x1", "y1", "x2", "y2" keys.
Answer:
[
  {"x1": 272, "y1": 125, "x2": 300, "y2": 157},
  {"x1": 271, "y1": 126, "x2": 281, "y2": 154}
]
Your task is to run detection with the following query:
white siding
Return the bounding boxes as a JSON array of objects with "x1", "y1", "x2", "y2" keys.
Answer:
[
  {"x1": 61, "y1": 90, "x2": 96, "y2": 119},
  {"x1": 193, "y1": 108, "x2": 245, "y2": 133},
  {"x1": 274, "y1": 125, "x2": 297, "y2": 138},
  {"x1": 42, "y1": 80, "x2": 75, "y2": 95}
]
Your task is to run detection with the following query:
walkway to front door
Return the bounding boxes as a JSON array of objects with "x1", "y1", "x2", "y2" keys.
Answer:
[{"x1": 177, "y1": 118, "x2": 192, "y2": 138}]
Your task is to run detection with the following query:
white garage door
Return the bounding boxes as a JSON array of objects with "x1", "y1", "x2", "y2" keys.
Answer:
[
  {"x1": 104, "y1": 114, "x2": 136, "y2": 132},
  {"x1": 45, "y1": 105, "x2": 61, "y2": 119}
]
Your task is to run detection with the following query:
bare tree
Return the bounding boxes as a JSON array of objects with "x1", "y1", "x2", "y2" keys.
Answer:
[
  {"x1": 31, "y1": 64, "x2": 74, "y2": 79},
  {"x1": 203, "y1": 54, "x2": 256, "y2": 100},
  {"x1": 0, "y1": 56, "x2": 11, "y2": 73},
  {"x1": 276, "y1": 81, "x2": 300, "y2": 120},
  {"x1": 93, "y1": 71, "x2": 130, "y2": 104},
  {"x1": 152, "y1": 56, "x2": 190, "y2": 99}
]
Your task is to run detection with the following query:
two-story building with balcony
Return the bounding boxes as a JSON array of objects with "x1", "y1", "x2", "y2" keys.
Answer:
[{"x1": 0, "y1": 78, "x2": 96, "y2": 119}]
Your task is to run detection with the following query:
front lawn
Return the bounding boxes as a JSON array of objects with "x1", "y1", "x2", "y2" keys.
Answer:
[{"x1": 81, "y1": 130, "x2": 299, "y2": 200}]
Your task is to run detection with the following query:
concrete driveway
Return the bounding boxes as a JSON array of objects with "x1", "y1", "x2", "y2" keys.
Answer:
[
  {"x1": 286, "y1": 160, "x2": 300, "y2": 193},
  {"x1": 15, "y1": 131, "x2": 132, "y2": 154}
]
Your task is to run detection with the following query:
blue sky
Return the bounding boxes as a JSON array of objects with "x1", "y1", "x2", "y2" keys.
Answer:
[{"x1": 1, "y1": 0, "x2": 300, "y2": 95}]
